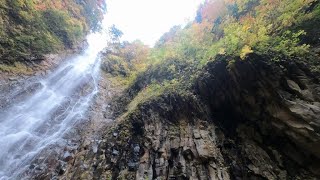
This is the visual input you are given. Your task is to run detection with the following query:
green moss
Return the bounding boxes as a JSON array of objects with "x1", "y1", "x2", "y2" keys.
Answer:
[
  {"x1": 127, "y1": 79, "x2": 179, "y2": 112},
  {"x1": 118, "y1": 169, "x2": 135, "y2": 180},
  {"x1": 103, "y1": 171, "x2": 113, "y2": 180},
  {"x1": 0, "y1": 62, "x2": 33, "y2": 75}
]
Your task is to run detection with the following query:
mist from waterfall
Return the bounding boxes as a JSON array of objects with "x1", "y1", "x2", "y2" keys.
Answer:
[{"x1": 0, "y1": 18, "x2": 110, "y2": 180}]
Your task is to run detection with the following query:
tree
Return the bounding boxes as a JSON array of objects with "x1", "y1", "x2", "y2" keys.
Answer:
[{"x1": 109, "y1": 24, "x2": 123, "y2": 43}]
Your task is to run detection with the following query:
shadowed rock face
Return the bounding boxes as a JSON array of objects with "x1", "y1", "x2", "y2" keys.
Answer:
[
  {"x1": 57, "y1": 54, "x2": 320, "y2": 180},
  {"x1": 194, "y1": 54, "x2": 320, "y2": 179}
]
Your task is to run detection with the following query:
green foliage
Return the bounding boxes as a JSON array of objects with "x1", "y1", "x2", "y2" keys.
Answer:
[
  {"x1": 101, "y1": 40, "x2": 150, "y2": 86},
  {"x1": 103, "y1": 54, "x2": 131, "y2": 76},
  {"x1": 0, "y1": 61, "x2": 33, "y2": 75},
  {"x1": 269, "y1": 30, "x2": 310, "y2": 58},
  {"x1": 127, "y1": 79, "x2": 179, "y2": 112},
  {"x1": 240, "y1": 45, "x2": 253, "y2": 59},
  {"x1": 0, "y1": 0, "x2": 105, "y2": 63},
  {"x1": 150, "y1": 21, "x2": 213, "y2": 70},
  {"x1": 145, "y1": 0, "x2": 316, "y2": 73},
  {"x1": 81, "y1": 0, "x2": 106, "y2": 32},
  {"x1": 42, "y1": 9, "x2": 84, "y2": 48},
  {"x1": 202, "y1": 0, "x2": 316, "y2": 61}
]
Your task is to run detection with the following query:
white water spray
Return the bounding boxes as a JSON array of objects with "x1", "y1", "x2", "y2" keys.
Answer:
[{"x1": 0, "y1": 18, "x2": 110, "y2": 179}]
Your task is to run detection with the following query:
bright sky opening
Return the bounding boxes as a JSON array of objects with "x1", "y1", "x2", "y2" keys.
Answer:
[{"x1": 104, "y1": 0, "x2": 205, "y2": 46}]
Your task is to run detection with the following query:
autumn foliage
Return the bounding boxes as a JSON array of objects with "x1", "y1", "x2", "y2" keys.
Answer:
[{"x1": 153, "y1": 0, "x2": 318, "y2": 65}]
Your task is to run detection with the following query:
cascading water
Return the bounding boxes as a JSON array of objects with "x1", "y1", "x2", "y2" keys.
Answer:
[{"x1": 0, "y1": 19, "x2": 110, "y2": 179}]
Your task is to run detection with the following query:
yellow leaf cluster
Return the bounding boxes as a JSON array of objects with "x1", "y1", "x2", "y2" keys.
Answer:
[{"x1": 240, "y1": 45, "x2": 253, "y2": 59}]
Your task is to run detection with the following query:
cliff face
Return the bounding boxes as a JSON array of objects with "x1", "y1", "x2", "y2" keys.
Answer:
[
  {"x1": 194, "y1": 55, "x2": 320, "y2": 179},
  {"x1": 56, "y1": 54, "x2": 320, "y2": 180}
]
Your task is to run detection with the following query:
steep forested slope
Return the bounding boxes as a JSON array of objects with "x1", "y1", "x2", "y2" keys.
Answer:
[{"x1": 0, "y1": 0, "x2": 106, "y2": 64}]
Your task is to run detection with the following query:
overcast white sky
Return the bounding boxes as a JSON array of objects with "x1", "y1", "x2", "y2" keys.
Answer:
[{"x1": 103, "y1": 0, "x2": 204, "y2": 46}]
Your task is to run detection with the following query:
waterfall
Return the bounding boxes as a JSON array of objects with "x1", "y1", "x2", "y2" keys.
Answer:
[{"x1": 0, "y1": 20, "x2": 109, "y2": 179}]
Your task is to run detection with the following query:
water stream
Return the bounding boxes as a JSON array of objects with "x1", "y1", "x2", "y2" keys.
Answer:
[{"x1": 0, "y1": 22, "x2": 109, "y2": 179}]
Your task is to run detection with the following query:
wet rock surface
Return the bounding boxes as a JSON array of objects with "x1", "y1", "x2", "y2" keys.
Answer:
[
  {"x1": 20, "y1": 72, "x2": 127, "y2": 180},
  {"x1": 0, "y1": 53, "x2": 75, "y2": 113}
]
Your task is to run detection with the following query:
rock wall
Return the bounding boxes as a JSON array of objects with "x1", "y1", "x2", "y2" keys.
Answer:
[
  {"x1": 195, "y1": 54, "x2": 320, "y2": 179},
  {"x1": 57, "y1": 54, "x2": 320, "y2": 180}
]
